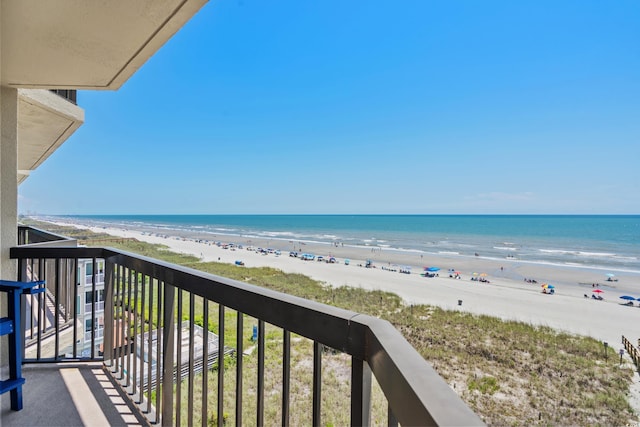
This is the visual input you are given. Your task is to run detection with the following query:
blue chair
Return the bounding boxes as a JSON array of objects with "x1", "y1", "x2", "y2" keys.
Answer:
[{"x1": 0, "y1": 280, "x2": 45, "y2": 411}]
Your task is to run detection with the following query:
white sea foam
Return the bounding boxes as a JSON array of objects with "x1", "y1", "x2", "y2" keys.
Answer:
[
  {"x1": 539, "y1": 249, "x2": 576, "y2": 255},
  {"x1": 612, "y1": 255, "x2": 638, "y2": 261},
  {"x1": 577, "y1": 251, "x2": 617, "y2": 258}
]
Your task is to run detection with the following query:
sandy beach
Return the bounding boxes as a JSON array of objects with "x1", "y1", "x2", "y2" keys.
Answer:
[{"x1": 58, "y1": 221, "x2": 640, "y2": 349}]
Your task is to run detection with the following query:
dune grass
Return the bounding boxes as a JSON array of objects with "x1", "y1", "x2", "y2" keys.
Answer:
[{"x1": 22, "y1": 219, "x2": 638, "y2": 425}]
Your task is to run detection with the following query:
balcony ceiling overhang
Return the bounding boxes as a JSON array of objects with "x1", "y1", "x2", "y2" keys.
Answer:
[
  {"x1": 17, "y1": 90, "x2": 84, "y2": 184},
  {"x1": 1, "y1": 0, "x2": 207, "y2": 90}
]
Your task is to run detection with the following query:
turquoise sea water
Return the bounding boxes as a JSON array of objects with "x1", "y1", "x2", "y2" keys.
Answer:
[{"x1": 49, "y1": 215, "x2": 640, "y2": 273}]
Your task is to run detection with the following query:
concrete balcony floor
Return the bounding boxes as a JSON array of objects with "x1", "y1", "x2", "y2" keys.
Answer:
[{"x1": 1, "y1": 362, "x2": 147, "y2": 426}]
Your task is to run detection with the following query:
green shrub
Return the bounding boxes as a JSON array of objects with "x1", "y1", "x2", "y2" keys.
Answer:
[{"x1": 468, "y1": 376, "x2": 500, "y2": 395}]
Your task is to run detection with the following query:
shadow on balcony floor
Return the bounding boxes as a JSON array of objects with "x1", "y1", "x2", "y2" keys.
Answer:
[{"x1": 1, "y1": 362, "x2": 148, "y2": 427}]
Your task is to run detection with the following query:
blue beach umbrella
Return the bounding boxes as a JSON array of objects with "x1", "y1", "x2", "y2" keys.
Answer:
[
  {"x1": 619, "y1": 295, "x2": 636, "y2": 301},
  {"x1": 425, "y1": 267, "x2": 440, "y2": 272}
]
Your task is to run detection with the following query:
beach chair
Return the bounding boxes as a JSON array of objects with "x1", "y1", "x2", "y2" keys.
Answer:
[{"x1": 0, "y1": 280, "x2": 46, "y2": 410}]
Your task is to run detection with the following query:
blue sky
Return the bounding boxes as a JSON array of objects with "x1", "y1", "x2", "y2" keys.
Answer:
[{"x1": 19, "y1": 1, "x2": 640, "y2": 215}]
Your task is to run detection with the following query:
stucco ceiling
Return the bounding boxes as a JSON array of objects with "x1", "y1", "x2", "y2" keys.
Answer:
[{"x1": 2, "y1": 0, "x2": 207, "y2": 90}]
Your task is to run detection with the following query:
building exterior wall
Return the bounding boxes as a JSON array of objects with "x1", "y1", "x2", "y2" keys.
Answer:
[
  {"x1": 1, "y1": 87, "x2": 18, "y2": 282},
  {"x1": 78, "y1": 259, "x2": 105, "y2": 357},
  {"x1": 0, "y1": 87, "x2": 19, "y2": 384}
]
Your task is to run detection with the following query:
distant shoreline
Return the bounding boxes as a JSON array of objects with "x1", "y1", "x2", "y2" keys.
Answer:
[
  {"x1": 35, "y1": 217, "x2": 640, "y2": 349},
  {"x1": 34, "y1": 214, "x2": 640, "y2": 274}
]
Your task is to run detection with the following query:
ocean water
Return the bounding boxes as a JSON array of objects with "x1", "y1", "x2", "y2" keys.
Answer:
[{"x1": 49, "y1": 215, "x2": 640, "y2": 273}]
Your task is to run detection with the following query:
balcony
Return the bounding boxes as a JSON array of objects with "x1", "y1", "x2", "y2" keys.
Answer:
[
  {"x1": 18, "y1": 225, "x2": 77, "y2": 246},
  {"x1": 84, "y1": 273, "x2": 106, "y2": 285},
  {"x1": 85, "y1": 301, "x2": 105, "y2": 314},
  {"x1": 4, "y1": 242, "x2": 483, "y2": 426},
  {"x1": 49, "y1": 90, "x2": 77, "y2": 105},
  {"x1": 16, "y1": 90, "x2": 84, "y2": 185}
]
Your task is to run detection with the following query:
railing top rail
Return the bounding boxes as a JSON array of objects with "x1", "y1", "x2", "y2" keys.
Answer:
[
  {"x1": 12, "y1": 246, "x2": 102, "y2": 258},
  {"x1": 18, "y1": 225, "x2": 77, "y2": 245},
  {"x1": 10, "y1": 244, "x2": 484, "y2": 426},
  {"x1": 363, "y1": 317, "x2": 482, "y2": 425}
]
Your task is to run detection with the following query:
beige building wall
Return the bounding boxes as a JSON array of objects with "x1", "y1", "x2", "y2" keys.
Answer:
[
  {"x1": 1, "y1": 87, "x2": 18, "y2": 282},
  {"x1": 0, "y1": 22, "x2": 18, "y2": 391}
]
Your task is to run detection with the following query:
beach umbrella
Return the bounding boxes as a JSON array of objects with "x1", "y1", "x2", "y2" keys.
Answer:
[
  {"x1": 619, "y1": 295, "x2": 636, "y2": 301},
  {"x1": 592, "y1": 289, "x2": 604, "y2": 294},
  {"x1": 547, "y1": 285, "x2": 555, "y2": 289},
  {"x1": 479, "y1": 273, "x2": 488, "y2": 277},
  {"x1": 606, "y1": 273, "x2": 616, "y2": 277},
  {"x1": 426, "y1": 267, "x2": 440, "y2": 272}
]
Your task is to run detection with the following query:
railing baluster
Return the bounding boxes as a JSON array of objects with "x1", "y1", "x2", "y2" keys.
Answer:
[
  {"x1": 132, "y1": 270, "x2": 139, "y2": 396},
  {"x1": 119, "y1": 265, "x2": 126, "y2": 379},
  {"x1": 16, "y1": 258, "x2": 26, "y2": 360},
  {"x1": 313, "y1": 341, "x2": 323, "y2": 426},
  {"x1": 55, "y1": 258, "x2": 60, "y2": 360},
  {"x1": 218, "y1": 305, "x2": 224, "y2": 427},
  {"x1": 257, "y1": 319, "x2": 265, "y2": 427},
  {"x1": 37, "y1": 258, "x2": 44, "y2": 360},
  {"x1": 176, "y1": 289, "x2": 183, "y2": 427},
  {"x1": 155, "y1": 280, "x2": 163, "y2": 424},
  {"x1": 146, "y1": 277, "x2": 154, "y2": 412},
  {"x1": 235, "y1": 312, "x2": 243, "y2": 427},
  {"x1": 114, "y1": 264, "x2": 122, "y2": 373},
  {"x1": 351, "y1": 356, "x2": 372, "y2": 427},
  {"x1": 126, "y1": 267, "x2": 133, "y2": 387},
  {"x1": 188, "y1": 292, "x2": 195, "y2": 427},
  {"x1": 91, "y1": 257, "x2": 97, "y2": 359},
  {"x1": 202, "y1": 298, "x2": 209, "y2": 427},
  {"x1": 138, "y1": 273, "x2": 147, "y2": 404},
  {"x1": 283, "y1": 329, "x2": 291, "y2": 427},
  {"x1": 18, "y1": 258, "x2": 27, "y2": 362},
  {"x1": 162, "y1": 282, "x2": 175, "y2": 426},
  {"x1": 36, "y1": 259, "x2": 41, "y2": 359},
  {"x1": 29, "y1": 258, "x2": 35, "y2": 340},
  {"x1": 103, "y1": 260, "x2": 114, "y2": 368},
  {"x1": 72, "y1": 258, "x2": 78, "y2": 358}
]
